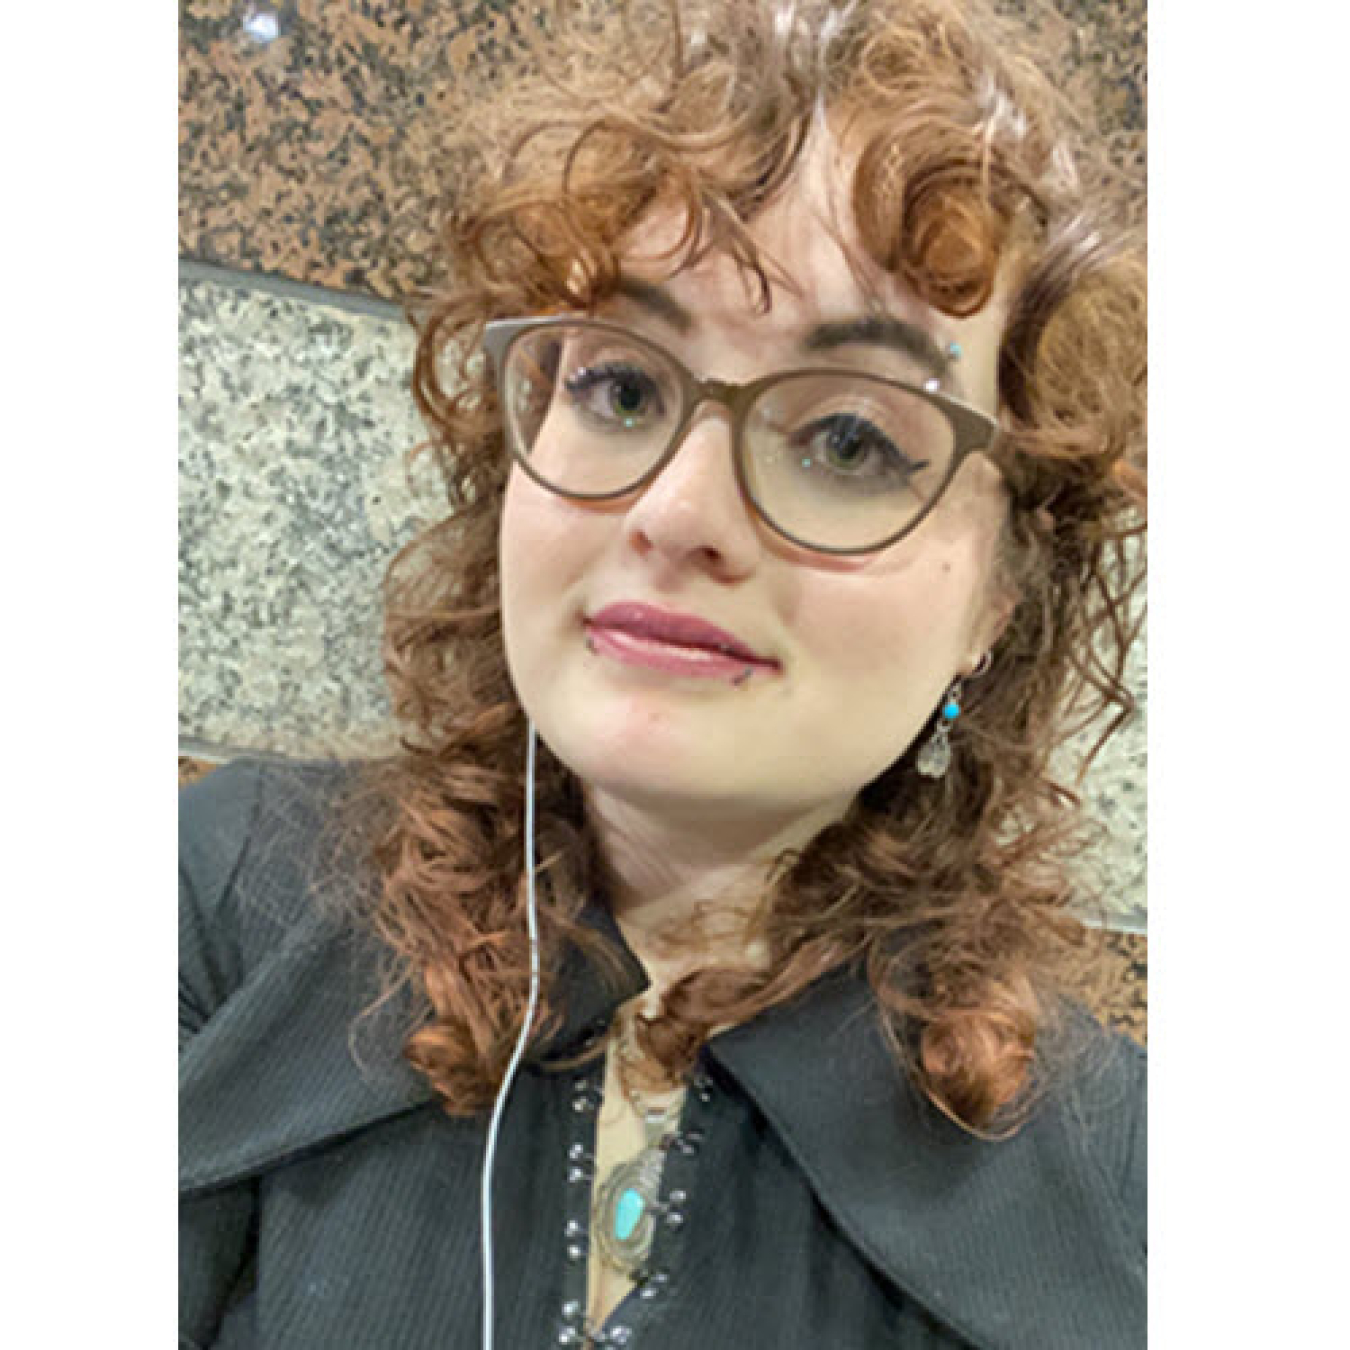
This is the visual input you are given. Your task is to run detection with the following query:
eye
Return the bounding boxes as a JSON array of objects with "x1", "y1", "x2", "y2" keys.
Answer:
[
  {"x1": 562, "y1": 362, "x2": 666, "y2": 430},
  {"x1": 791, "y1": 413, "x2": 929, "y2": 485}
]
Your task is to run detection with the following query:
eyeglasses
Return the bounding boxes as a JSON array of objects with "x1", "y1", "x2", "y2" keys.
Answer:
[{"x1": 482, "y1": 317, "x2": 1000, "y2": 556}]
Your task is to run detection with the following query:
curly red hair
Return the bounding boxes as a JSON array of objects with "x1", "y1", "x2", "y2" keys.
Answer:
[{"x1": 350, "y1": 0, "x2": 1145, "y2": 1135}]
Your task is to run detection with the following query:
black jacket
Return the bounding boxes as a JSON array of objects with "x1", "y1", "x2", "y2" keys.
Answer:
[{"x1": 180, "y1": 759, "x2": 1146, "y2": 1349}]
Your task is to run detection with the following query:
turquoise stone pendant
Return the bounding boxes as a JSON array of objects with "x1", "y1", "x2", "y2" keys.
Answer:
[
  {"x1": 592, "y1": 1152, "x2": 666, "y2": 1275},
  {"x1": 614, "y1": 1187, "x2": 646, "y2": 1242}
]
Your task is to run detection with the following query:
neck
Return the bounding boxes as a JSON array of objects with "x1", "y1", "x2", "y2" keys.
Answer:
[{"x1": 583, "y1": 787, "x2": 852, "y2": 989}]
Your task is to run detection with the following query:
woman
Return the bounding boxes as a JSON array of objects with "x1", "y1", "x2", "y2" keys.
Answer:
[{"x1": 180, "y1": 1, "x2": 1146, "y2": 1347}]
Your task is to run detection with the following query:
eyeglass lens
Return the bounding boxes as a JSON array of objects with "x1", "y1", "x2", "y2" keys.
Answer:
[{"x1": 501, "y1": 323, "x2": 958, "y2": 552}]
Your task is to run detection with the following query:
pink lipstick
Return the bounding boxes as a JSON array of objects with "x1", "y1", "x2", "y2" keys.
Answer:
[{"x1": 585, "y1": 602, "x2": 779, "y2": 682}]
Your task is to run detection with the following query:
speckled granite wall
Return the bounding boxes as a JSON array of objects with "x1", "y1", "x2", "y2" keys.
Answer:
[
  {"x1": 179, "y1": 263, "x2": 440, "y2": 758},
  {"x1": 178, "y1": 1, "x2": 1146, "y2": 942}
]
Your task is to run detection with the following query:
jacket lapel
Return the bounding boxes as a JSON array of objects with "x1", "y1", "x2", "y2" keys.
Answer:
[
  {"x1": 180, "y1": 902, "x2": 648, "y2": 1198},
  {"x1": 179, "y1": 910, "x2": 437, "y2": 1196},
  {"x1": 706, "y1": 970, "x2": 1146, "y2": 1350},
  {"x1": 182, "y1": 879, "x2": 1143, "y2": 1350}
]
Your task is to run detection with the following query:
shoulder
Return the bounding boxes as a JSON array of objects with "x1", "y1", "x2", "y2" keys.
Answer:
[
  {"x1": 1046, "y1": 1012, "x2": 1147, "y2": 1251},
  {"x1": 179, "y1": 760, "x2": 429, "y2": 1343},
  {"x1": 179, "y1": 754, "x2": 354, "y2": 866},
  {"x1": 180, "y1": 757, "x2": 433, "y2": 1198},
  {"x1": 178, "y1": 757, "x2": 367, "y2": 1040},
  {"x1": 710, "y1": 970, "x2": 1146, "y2": 1348}
]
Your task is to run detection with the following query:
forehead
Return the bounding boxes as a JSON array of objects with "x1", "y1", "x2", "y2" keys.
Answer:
[
  {"x1": 620, "y1": 173, "x2": 910, "y2": 334},
  {"x1": 607, "y1": 129, "x2": 1008, "y2": 410},
  {"x1": 615, "y1": 205, "x2": 1007, "y2": 412}
]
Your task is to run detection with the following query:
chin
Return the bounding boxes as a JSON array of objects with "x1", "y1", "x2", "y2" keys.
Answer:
[{"x1": 548, "y1": 725, "x2": 726, "y2": 801}]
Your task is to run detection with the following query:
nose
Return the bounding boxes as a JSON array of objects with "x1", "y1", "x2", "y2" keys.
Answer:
[{"x1": 622, "y1": 406, "x2": 762, "y2": 580}]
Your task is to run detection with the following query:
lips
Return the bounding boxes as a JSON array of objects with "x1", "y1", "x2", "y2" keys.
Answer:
[{"x1": 586, "y1": 602, "x2": 776, "y2": 666}]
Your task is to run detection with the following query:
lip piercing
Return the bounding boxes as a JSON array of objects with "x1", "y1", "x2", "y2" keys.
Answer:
[{"x1": 585, "y1": 634, "x2": 597, "y2": 654}]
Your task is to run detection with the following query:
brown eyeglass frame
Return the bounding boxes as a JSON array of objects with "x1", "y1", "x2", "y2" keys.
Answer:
[{"x1": 482, "y1": 316, "x2": 1001, "y2": 557}]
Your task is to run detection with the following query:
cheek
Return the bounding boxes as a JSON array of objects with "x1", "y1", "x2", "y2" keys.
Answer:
[
  {"x1": 500, "y1": 475, "x2": 634, "y2": 711},
  {"x1": 784, "y1": 544, "x2": 995, "y2": 774},
  {"x1": 501, "y1": 478, "x2": 576, "y2": 674},
  {"x1": 799, "y1": 553, "x2": 975, "y2": 675},
  {"x1": 502, "y1": 475, "x2": 590, "y2": 607}
]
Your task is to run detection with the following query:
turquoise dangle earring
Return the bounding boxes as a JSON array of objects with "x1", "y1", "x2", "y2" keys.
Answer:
[{"x1": 915, "y1": 653, "x2": 989, "y2": 780}]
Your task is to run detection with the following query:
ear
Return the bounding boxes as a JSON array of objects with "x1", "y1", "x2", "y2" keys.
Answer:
[
  {"x1": 964, "y1": 498, "x2": 1046, "y2": 673},
  {"x1": 965, "y1": 577, "x2": 1019, "y2": 675}
]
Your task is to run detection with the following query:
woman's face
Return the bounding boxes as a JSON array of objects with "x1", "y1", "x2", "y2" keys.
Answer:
[{"x1": 499, "y1": 163, "x2": 1013, "y2": 834}]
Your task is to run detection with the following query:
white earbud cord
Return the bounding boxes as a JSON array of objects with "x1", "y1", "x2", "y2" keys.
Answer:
[{"x1": 479, "y1": 722, "x2": 543, "y2": 1350}]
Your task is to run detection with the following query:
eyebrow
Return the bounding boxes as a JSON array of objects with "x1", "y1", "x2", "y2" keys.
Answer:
[
  {"x1": 612, "y1": 276, "x2": 956, "y2": 386},
  {"x1": 612, "y1": 277, "x2": 694, "y2": 332},
  {"x1": 802, "y1": 316, "x2": 951, "y2": 384}
]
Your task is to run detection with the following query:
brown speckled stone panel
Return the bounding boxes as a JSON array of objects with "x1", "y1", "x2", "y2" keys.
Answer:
[
  {"x1": 991, "y1": 0, "x2": 1146, "y2": 226},
  {"x1": 176, "y1": 756, "x2": 1147, "y2": 1043},
  {"x1": 1094, "y1": 930, "x2": 1147, "y2": 1047},
  {"x1": 180, "y1": 0, "x2": 527, "y2": 297},
  {"x1": 179, "y1": 0, "x2": 1145, "y2": 300}
]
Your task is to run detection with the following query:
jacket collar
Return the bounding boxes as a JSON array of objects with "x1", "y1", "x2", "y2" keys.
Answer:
[
  {"x1": 706, "y1": 968, "x2": 1146, "y2": 1350},
  {"x1": 181, "y1": 905, "x2": 1142, "y2": 1349},
  {"x1": 179, "y1": 900, "x2": 647, "y2": 1197},
  {"x1": 180, "y1": 906, "x2": 436, "y2": 1195}
]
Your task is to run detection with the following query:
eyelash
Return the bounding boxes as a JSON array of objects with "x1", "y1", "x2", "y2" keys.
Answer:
[
  {"x1": 562, "y1": 362, "x2": 666, "y2": 419},
  {"x1": 790, "y1": 414, "x2": 926, "y2": 478}
]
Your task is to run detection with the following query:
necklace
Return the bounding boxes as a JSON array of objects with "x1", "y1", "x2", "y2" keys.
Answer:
[{"x1": 588, "y1": 1012, "x2": 687, "y2": 1279}]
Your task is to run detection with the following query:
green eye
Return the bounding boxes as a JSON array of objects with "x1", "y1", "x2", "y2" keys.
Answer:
[
  {"x1": 564, "y1": 362, "x2": 665, "y2": 430},
  {"x1": 795, "y1": 413, "x2": 925, "y2": 483},
  {"x1": 610, "y1": 378, "x2": 648, "y2": 422},
  {"x1": 820, "y1": 423, "x2": 871, "y2": 470}
]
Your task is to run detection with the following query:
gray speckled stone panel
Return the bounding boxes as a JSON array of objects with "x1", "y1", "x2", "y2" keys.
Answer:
[
  {"x1": 1054, "y1": 614, "x2": 1147, "y2": 931},
  {"x1": 179, "y1": 270, "x2": 439, "y2": 758},
  {"x1": 178, "y1": 270, "x2": 1145, "y2": 928}
]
